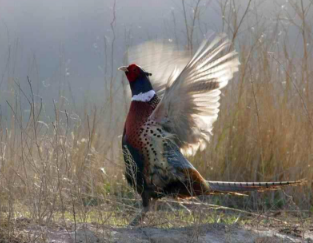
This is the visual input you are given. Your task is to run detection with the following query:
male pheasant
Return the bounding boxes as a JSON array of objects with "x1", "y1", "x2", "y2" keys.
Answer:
[{"x1": 119, "y1": 35, "x2": 303, "y2": 226}]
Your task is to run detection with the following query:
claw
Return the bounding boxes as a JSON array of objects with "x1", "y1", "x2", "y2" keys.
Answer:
[{"x1": 129, "y1": 206, "x2": 149, "y2": 226}]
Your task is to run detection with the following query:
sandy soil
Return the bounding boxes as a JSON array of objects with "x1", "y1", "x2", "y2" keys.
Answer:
[{"x1": 7, "y1": 221, "x2": 313, "y2": 243}]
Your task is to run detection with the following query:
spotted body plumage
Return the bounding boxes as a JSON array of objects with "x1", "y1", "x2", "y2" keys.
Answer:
[{"x1": 123, "y1": 91, "x2": 211, "y2": 201}]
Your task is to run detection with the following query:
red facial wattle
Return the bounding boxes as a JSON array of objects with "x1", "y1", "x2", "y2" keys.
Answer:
[{"x1": 126, "y1": 64, "x2": 140, "y2": 82}]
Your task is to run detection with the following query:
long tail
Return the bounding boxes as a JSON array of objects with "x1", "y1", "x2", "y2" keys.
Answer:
[{"x1": 207, "y1": 180, "x2": 305, "y2": 192}]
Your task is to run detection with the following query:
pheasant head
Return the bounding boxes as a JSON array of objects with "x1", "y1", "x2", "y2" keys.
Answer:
[{"x1": 118, "y1": 64, "x2": 154, "y2": 100}]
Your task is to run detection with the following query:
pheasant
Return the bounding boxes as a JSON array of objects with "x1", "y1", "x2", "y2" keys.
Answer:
[{"x1": 119, "y1": 35, "x2": 303, "y2": 226}]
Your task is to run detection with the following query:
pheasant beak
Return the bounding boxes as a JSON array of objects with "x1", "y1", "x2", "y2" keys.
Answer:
[{"x1": 118, "y1": 66, "x2": 128, "y2": 72}]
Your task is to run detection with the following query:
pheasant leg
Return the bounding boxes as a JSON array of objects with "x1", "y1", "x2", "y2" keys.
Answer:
[{"x1": 129, "y1": 193, "x2": 150, "y2": 226}]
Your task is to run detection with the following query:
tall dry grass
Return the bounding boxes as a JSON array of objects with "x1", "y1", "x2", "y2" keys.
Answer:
[
  {"x1": 0, "y1": 0, "x2": 312, "y2": 237},
  {"x1": 192, "y1": 0, "x2": 313, "y2": 209}
]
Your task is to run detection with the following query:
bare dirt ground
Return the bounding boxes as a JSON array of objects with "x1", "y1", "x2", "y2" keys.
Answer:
[
  {"x1": 2, "y1": 217, "x2": 313, "y2": 243},
  {"x1": 43, "y1": 223, "x2": 313, "y2": 243},
  {"x1": 1, "y1": 201, "x2": 312, "y2": 243}
]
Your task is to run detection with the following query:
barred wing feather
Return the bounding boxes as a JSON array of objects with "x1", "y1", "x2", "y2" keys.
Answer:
[{"x1": 150, "y1": 35, "x2": 240, "y2": 155}]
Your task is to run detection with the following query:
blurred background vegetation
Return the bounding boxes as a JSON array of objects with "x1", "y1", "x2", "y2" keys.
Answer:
[{"x1": 0, "y1": 0, "x2": 312, "y2": 231}]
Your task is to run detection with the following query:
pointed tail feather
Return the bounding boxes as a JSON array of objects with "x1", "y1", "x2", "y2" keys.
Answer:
[{"x1": 207, "y1": 180, "x2": 305, "y2": 192}]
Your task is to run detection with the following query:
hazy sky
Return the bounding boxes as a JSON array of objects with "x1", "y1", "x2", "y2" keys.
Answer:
[
  {"x1": 1, "y1": 0, "x2": 210, "y2": 95},
  {"x1": 0, "y1": 0, "x2": 311, "y2": 107}
]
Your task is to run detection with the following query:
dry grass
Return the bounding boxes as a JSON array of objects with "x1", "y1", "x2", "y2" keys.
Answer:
[{"x1": 0, "y1": 0, "x2": 312, "y2": 241}]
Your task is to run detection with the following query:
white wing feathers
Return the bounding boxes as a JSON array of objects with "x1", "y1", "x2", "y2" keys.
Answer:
[
  {"x1": 149, "y1": 35, "x2": 240, "y2": 156},
  {"x1": 127, "y1": 40, "x2": 190, "y2": 96},
  {"x1": 127, "y1": 35, "x2": 240, "y2": 156}
]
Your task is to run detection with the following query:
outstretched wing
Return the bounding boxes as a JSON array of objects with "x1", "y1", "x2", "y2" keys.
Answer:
[
  {"x1": 149, "y1": 35, "x2": 240, "y2": 155},
  {"x1": 127, "y1": 40, "x2": 190, "y2": 96}
]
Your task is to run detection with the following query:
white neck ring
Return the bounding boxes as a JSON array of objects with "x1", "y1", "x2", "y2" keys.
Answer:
[{"x1": 131, "y1": 90, "x2": 156, "y2": 102}]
